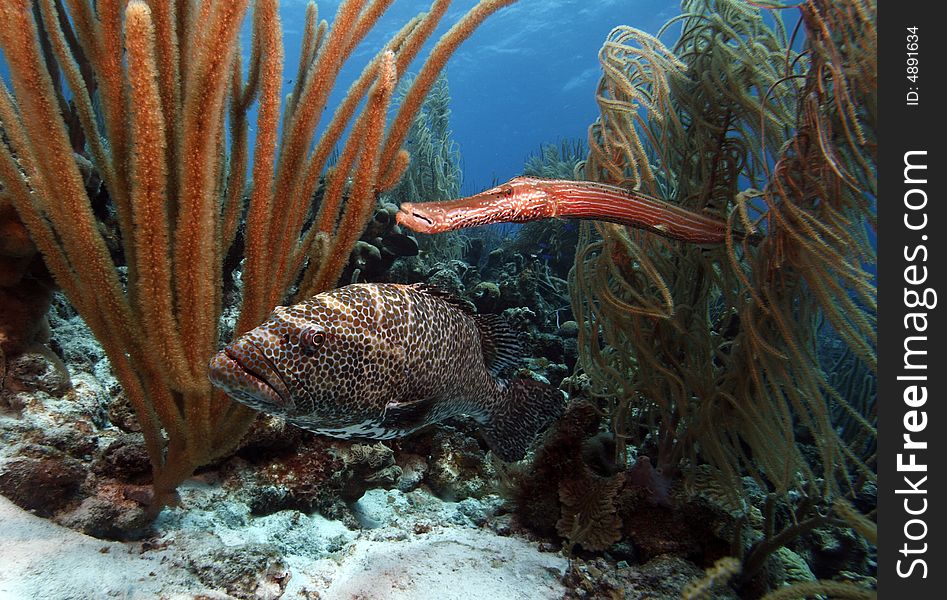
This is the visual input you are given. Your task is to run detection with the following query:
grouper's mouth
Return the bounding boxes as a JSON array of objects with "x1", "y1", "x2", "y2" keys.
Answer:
[{"x1": 208, "y1": 341, "x2": 296, "y2": 412}]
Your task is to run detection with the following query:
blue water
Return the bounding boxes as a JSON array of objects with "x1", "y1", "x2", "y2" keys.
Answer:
[
  {"x1": 266, "y1": 0, "x2": 675, "y2": 193},
  {"x1": 0, "y1": 1, "x2": 690, "y2": 193}
]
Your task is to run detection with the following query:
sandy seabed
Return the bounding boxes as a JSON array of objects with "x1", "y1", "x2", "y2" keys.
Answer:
[{"x1": 0, "y1": 485, "x2": 567, "y2": 600}]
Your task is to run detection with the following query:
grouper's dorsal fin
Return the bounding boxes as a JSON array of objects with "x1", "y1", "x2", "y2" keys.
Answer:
[
  {"x1": 410, "y1": 282, "x2": 521, "y2": 376},
  {"x1": 409, "y1": 282, "x2": 475, "y2": 314},
  {"x1": 474, "y1": 314, "x2": 523, "y2": 377}
]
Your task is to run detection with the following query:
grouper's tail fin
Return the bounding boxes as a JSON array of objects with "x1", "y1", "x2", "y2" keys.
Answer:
[{"x1": 482, "y1": 379, "x2": 567, "y2": 461}]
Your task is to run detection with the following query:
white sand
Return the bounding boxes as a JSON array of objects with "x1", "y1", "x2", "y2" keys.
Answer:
[
  {"x1": 290, "y1": 527, "x2": 566, "y2": 599},
  {"x1": 0, "y1": 495, "x2": 208, "y2": 599},
  {"x1": 0, "y1": 487, "x2": 567, "y2": 599}
]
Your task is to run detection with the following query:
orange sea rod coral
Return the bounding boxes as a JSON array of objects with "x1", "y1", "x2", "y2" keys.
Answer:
[{"x1": 0, "y1": 0, "x2": 515, "y2": 510}]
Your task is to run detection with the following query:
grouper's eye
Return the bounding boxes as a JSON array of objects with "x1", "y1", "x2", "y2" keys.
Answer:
[{"x1": 300, "y1": 326, "x2": 327, "y2": 353}]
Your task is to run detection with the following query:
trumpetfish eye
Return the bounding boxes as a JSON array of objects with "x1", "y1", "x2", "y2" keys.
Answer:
[{"x1": 411, "y1": 210, "x2": 434, "y2": 225}]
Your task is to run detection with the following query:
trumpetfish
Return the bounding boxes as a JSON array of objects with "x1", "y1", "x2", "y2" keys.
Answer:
[{"x1": 396, "y1": 176, "x2": 758, "y2": 245}]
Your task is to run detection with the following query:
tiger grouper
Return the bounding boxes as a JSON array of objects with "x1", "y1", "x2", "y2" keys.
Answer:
[{"x1": 208, "y1": 283, "x2": 566, "y2": 461}]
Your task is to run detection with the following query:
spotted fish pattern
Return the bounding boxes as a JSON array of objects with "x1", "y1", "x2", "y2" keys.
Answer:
[{"x1": 208, "y1": 283, "x2": 566, "y2": 461}]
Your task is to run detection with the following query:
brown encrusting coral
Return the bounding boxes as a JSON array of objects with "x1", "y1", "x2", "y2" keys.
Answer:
[
  {"x1": 0, "y1": 0, "x2": 515, "y2": 511},
  {"x1": 556, "y1": 470, "x2": 624, "y2": 553},
  {"x1": 0, "y1": 202, "x2": 57, "y2": 379}
]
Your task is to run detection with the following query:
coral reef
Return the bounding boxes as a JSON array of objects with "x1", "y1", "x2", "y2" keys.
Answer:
[
  {"x1": 682, "y1": 557, "x2": 742, "y2": 600},
  {"x1": 0, "y1": 201, "x2": 57, "y2": 381},
  {"x1": 0, "y1": 454, "x2": 86, "y2": 517},
  {"x1": 505, "y1": 402, "x2": 602, "y2": 538},
  {"x1": 0, "y1": 1, "x2": 879, "y2": 597},
  {"x1": 340, "y1": 443, "x2": 403, "y2": 503},
  {"x1": 0, "y1": 0, "x2": 517, "y2": 510},
  {"x1": 425, "y1": 429, "x2": 496, "y2": 501},
  {"x1": 186, "y1": 543, "x2": 290, "y2": 599},
  {"x1": 547, "y1": 4, "x2": 877, "y2": 597},
  {"x1": 388, "y1": 74, "x2": 463, "y2": 209},
  {"x1": 341, "y1": 202, "x2": 420, "y2": 284},
  {"x1": 556, "y1": 471, "x2": 624, "y2": 553},
  {"x1": 387, "y1": 73, "x2": 466, "y2": 265},
  {"x1": 240, "y1": 436, "x2": 348, "y2": 520},
  {"x1": 572, "y1": 0, "x2": 877, "y2": 498},
  {"x1": 562, "y1": 554, "x2": 740, "y2": 600},
  {"x1": 523, "y1": 139, "x2": 587, "y2": 181}
]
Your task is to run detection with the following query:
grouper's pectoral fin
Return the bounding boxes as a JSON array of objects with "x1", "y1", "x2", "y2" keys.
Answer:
[
  {"x1": 382, "y1": 395, "x2": 439, "y2": 433},
  {"x1": 482, "y1": 379, "x2": 567, "y2": 462}
]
